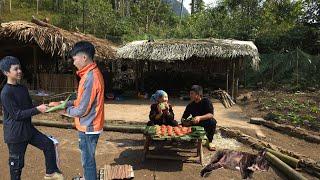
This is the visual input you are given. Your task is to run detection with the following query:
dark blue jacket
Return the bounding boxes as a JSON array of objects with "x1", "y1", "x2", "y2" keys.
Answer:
[{"x1": 1, "y1": 83, "x2": 39, "y2": 143}]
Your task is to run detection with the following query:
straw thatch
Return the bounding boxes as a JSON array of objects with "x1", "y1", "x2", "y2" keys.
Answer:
[
  {"x1": 117, "y1": 38, "x2": 260, "y2": 70},
  {"x1": 0, "y1": 19, "x2": 117, "y2": 60}
]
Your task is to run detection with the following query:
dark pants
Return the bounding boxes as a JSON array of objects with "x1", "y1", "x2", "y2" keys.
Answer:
[
  {"x1": 147, "y1": 119, "x2": 178, "y2": 126},
  {"x1": 7, "y1": 129, "x2": 60, "y2": 180},
  {"x1": 198, "y1": 118, "x2": 217, "y2": 143},
  {"x1": 78, "y1": 132, "x2": 99, "y2": 180}
]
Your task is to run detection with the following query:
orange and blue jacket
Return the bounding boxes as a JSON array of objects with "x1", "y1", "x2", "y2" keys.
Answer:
[{"x1": 66, "y1": 63, "x2": 105, "y2": 133}]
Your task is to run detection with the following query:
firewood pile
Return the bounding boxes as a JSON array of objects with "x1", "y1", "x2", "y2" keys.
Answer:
[
  {"x1": 98, "y1": 164, "x2": 134, "y2": 180},
  {"x1": 210, "y1": 90, "x2": 235, "y2": 108}
]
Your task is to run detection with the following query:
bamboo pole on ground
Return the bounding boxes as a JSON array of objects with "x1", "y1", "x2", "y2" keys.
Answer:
[
  {"x1": 219, "y1": 126, "x2": 320, "y2": 178},
  {"x1": 249, "y1": 118, "x2": 320, "y2": 143},
  {"x1": 0, "y1": 119, "x2": 145, "y2": 133},
  {"x1": 265, "y1": 152, "x2": 307, "y2": 180},
  {"x1": 267, "y1": 148, "x2": 299, "y2": 168}
]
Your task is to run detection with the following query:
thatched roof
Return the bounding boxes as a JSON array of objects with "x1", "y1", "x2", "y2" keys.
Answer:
[
  {"x1": 117, "y1": 38, "x2": 260, "y2": 69},
  {"x1": 0, "y1": 20, "x2": 117, "y2": 60}
]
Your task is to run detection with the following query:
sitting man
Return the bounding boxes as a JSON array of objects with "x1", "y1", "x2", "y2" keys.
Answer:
[
  {"x1": 182, "y1": 85, "x2": 217, "y2": 151},
  {"x1": 148, "y1": 90, "x2": 178, "y2": 126}
]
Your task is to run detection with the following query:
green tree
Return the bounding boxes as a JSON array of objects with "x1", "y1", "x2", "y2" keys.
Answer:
[{"x1": 59, "y1": 0, "x2": 116, "y2": 38}]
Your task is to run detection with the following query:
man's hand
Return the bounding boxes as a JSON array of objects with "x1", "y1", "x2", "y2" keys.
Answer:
[
  {"x1": 193, "y1": 116, "x2": 201, "y2": 124},
  {"x1": 48, "y1": 101, "x2": 62, "y2": 107},
  {"x1": 157, "y1": 104, "x2": 162, "y2": 113},
  {"x1": 36, "y1": 104, "x2": 48, "y2": 113},
  {"x1": 164, "y1": 102, "x2": 169, "y2": 109}
]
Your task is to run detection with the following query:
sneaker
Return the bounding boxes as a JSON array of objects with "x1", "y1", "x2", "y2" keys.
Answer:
[
  {"x1": 202, "y1": 139, "x2": 207, "y2": 145},
  {"x1": 207, "y1": 142, "x2": 216, "y2": 151},
  {"x1": 44, "y1": 172, "x2": 64, "y2": 180},
  {"x1": 72, "y1": 176, "x2": 84, "y2": 180}
]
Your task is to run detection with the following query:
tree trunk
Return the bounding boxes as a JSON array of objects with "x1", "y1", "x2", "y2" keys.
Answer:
[
  {"x1": 296, "y1": 48, "x2": 299, "y2": 86},
  {"x1": 191, "y1": 0, "x2": 195, "y2": 14},
  {"x1": 36, "y1": 0, "x2": 39, "y2": 14},
  {"x1": 126, "y1": 0, "x2": 130, "y2": 16},
  {"x1": 180, "y1": 0, "x2": 184, "y2": 24},
  {"x1": 82, "y1": 0, "x2": 85, "y2": 33}
]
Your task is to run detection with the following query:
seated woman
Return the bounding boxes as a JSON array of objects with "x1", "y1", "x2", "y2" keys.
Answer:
[{"x1": 147, "y1": 90, "x2": 178, "y2": 126}]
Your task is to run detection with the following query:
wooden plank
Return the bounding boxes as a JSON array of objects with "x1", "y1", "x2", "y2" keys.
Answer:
[{"x1": 103, "y1": 164, "x2": 107, "y2": 180}]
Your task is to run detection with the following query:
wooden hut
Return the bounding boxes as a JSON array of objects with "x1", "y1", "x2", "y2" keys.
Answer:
[
  {"x1": 117, "y1": 38, "x2": 260, "y2": 98},
  {"x1": 0, "y1": 18, "x2": 117, "y2": 93}
]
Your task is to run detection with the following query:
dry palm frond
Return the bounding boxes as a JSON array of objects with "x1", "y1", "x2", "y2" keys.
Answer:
[
  {"x1": 117, "y1": 38, "x2": 260, "y2": 70},
  {"x1": 0, "y1": 20, "x2": 117, "y2": 61}
]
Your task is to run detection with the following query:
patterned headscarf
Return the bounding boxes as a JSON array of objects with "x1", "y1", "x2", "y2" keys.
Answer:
[{"x1": 150, "y1": 90, "x2": 168, "y2": 104}]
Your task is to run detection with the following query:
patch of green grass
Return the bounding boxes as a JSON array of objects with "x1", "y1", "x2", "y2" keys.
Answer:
[
  {"x1": 259, "y1": 93, "x2": 320, "y2": 126},
  {"x1": 0, "y1": 2, "x2": 62, "y2": 25}
]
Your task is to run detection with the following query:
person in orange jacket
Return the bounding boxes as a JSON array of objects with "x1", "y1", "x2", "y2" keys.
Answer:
[{"x1": 50, "y1": 41, "x2": 104, "y2": 180}]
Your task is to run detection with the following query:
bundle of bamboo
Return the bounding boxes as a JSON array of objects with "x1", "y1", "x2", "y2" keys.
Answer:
[{"x1": 212, "y1": 90, "x2": 235, "y2": 108}]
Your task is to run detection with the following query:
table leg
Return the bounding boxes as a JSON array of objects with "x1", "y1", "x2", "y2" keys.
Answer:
[
  {"x1": 197, "y1": 139, "x2": 204, "y2": 166},
  {"x1": 143, "y1": 135, "x2": 151, "y2": 161}
]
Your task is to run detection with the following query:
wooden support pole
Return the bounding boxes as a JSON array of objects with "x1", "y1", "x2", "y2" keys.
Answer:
[
  {"x1": 226, "y1": 66, "x2": 229, "y2": 93},
  {"x1": 231, "y1": 59, "x2": 235, "y2": 98},
  {"x1": 135, "y1": 60, "x2": 139, "y2": 93},
  {"x1": 235, "y1": 58, "x2": 240, "y2": 98},
  {"x1": 244, "y1": 59, "x2": 247, "y2": 88},
  {"x1": 33, "y1": 46, "x2": 38, "y2": 90}
]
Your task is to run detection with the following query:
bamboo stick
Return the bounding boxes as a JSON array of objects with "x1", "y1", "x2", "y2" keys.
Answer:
[
  {"x1": 265, "y1": 152, "x2": 307, "y2": 180},
  {"x1": 0, "y1": 119, "x2": 145, "y2": 133},
  {"x1": 249, "y1": 118, "x2": 320, "y2": 143},
  {"x1": 219, "y1": 126, "x2": 320, "y2": 178},
  {"x1": 267, "y1": 148, "x2": 300, "y2": 168}
]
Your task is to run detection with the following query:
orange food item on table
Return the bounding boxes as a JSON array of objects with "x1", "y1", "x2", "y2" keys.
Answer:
[
  {"x1": 167, "y1": 126, "x2": 173, "y2": 136},
  {"x1": 187, "y1": 127, "x2": 192, "y2": 133},
  {"x1": 181, "y1": 127, "x2": 189, "y2": 134},
  {"x1": 161, "y1": 125, "x2": 166, "y2": 130},
  {"x1": 174, "y1": 127, "x2": 182, "y2": 136}
]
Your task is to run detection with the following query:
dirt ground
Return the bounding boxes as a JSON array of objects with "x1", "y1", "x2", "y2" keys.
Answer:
[
  {"x1": 0, "y1": 125, "x2": 285, "y2": 180},
  {"x1": 1, "y1": 98, "x2": 319, "y2": 179}
]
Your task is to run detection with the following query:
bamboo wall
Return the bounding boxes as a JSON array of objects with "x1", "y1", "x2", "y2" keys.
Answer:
[{"x1": 36, "y1": 73, "x2": 77, "y2": 93}]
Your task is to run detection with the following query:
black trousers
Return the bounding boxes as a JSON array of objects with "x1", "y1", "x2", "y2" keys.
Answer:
[
  {"x1": 198, "y1": 118, "x2": 217, "y2": 143},
  {"x1": 147, "y1": 119, "x2": 178, "y2": 126},
  {"x1": 7, "y1": 128, "x2": 60, "y2": 180}
]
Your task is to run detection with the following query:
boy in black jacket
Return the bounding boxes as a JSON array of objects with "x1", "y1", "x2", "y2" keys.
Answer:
[{"x1": 0, "y1": 56, "x2": 64, "y2": 180}]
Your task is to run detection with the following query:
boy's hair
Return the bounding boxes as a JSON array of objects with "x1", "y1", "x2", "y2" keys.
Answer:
[
  {"x1": 69, "y1": 41, "x2": 95, "y2": 60},
  {"x1": 0, "y1": 56, "x2": 20, "y2": 73},
  {"x1": 190, "y1": 85, "x2": 203, "y2": 96}
]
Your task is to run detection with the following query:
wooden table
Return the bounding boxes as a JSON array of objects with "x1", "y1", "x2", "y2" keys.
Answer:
[{"x1": 143, "y1": 134, "x2": 204, "y2": 165}]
